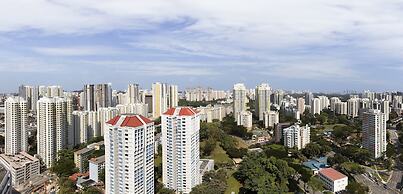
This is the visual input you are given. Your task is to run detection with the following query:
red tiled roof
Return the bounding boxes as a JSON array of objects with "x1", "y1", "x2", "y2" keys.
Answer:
[
  {"x1": 319, "y1": 168, "x2": 347, "y2": 181},
  {"x1": 163, "y1": 107, "x2": 198, "y2": 116},
  {"x1": 120, "y1": 115, "x2": 152, "y2": 128},
  {"x1": 106, "y1": 116, "x2": 120, "y2": 125},
  {"x1": 138, "y1": 115, "x2": 152, "y2": 123},
  {"x1": 163, "y1": 107, "x2": 176, "y2": 115},
  {"x1": 179, "y1": 107, "x2": 196, "y2": 116}
]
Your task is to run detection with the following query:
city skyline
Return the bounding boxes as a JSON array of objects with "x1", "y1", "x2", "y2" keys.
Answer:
[{"x1": 1, "y1": 1, "x2": 403, "y2": 92}]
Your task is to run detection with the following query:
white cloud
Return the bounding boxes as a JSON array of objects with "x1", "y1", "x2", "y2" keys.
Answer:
[
  {"x1": 1, "y1": 0, "x2": 403, "y2": 84},
  {"x1": 32, "y1": 46, "x2": 122, "y2": 56}
]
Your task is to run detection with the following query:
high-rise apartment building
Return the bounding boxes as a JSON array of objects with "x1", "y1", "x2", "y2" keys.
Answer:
[
  {"x1": 347, "y1": 98, "x2": 359, "y2": 118},
  {"x1": 311, "y1": 98, "x2": 321, "y2": 115},
  {"x1": 297, "y1": 98, "x2": 305, "y2": 115},
  {"x1": 97, "y1": 107, "x2": 120, "y2": 136},
  {"x1": 83, "y1": 84, "x2": 112, "y2": 111},
  {"x1": 233, "y1": 83, "x2": 247, "y2": 122},
  {"x1": 263, "y1": 111, "x2": 279, "y2": 128},
  {"x1": 152, "y1": 82, "x2": 178, "y2": 118},
  {"x1": 362, "y1": 109, "x2": 387, "y2": 158},
  {"x1": 162, "y1": 107, "x2": 200, "y2": 194},
  {"x1": 381, "y1": 100, "x2": 390, "y2": 121},
  {"x1": 330, "y1": 97, "x2": 341, "y2": 111},
  {"x1": 5, "y1": 97, "x2": 28, "y2": 155},
  {"x1": 37, "y1": 97, "x2": 70, "y2": 168},
  {"x1": 127, "y1": 83, "x2": 141, "y2": 104},
  {"x1": 72, "y1": 111, "x2": 99, "y2": 144},
  {"x1": 283, "y1": 124, "x2": 310, "y2": 150},
  {"x1": 305, "y1": 92, "x2": 313, "y2": 106},
  {"x1": 335, "y1": 102, "x2": 348, "y2": 115},
  {"x1": 105, "y1": 114, "x2": 154, "y2": 194},
  {"x1": 255, "y1": 83, "x2": 271, "y2": 121}
]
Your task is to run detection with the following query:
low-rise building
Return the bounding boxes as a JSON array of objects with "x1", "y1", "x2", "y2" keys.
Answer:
[
  {"x1": 74, "y1": 141, "x2": 105, "y2": 173},
  {"x1": 0, "y1": 152, "x2": 40, "y2": 187},
  {"x1": 302, "y1": 157, "x2": 328, "y2": 175},
  {"x1": 318, "y1": 168, "x2": 348, "y2": 193},
  {"x1": 89, "y1": 155, "x2": 105, "y2": 183},
  {"x1": 74, "y1": 148, "x2": 94, "y2": 173}
]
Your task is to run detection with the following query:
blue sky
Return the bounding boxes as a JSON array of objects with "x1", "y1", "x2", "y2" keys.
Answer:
[{"x1": 1, "y1": 0, "x2": 403, "y2": 92}]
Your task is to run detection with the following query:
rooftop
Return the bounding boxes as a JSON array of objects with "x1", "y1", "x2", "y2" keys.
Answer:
[
  {"x1": 89, "y1": 155, "x2": 105, "y2": 165},
  {"x1": 319, "y1": 168, "x2": 347, "y2": 181},
  {"x1": 74, "y1": 147, "x2": 94, "y2": 155},
  {"x1": 0, "y1": 152, "x2": 39, "y2": 169},
  {"x1": 106, "y1": 114, "x2": 153, "y2": 128},
  {"x1": 163, "y1": 107, "x2": 198, "y2": 116}
]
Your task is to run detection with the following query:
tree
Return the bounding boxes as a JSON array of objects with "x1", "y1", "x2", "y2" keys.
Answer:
[
  {"x1": 235, "y1": 154, "x2": 296, "y2": 193},
  {"x1": 58, "y1": 177, "x2": 76, "y2": 194},
  {"x1": 82, "y1": 187, "x2": 102, "y2": 194},
  {"x1": 202, "y1": 139, "x2": 216, "y2": 156},
  {"x1": 99, "y1": 169, "x2": 105, "y2": 183},
  {"x1": 346, "y1": 181, "x2": 369, "y2": 194},
  {"x1": 386, "y1": 143, "x2": 396, "y2": 158},
  {"x1": 307, "y1": 177, "x2": 324, "y2": 192},
  {"x1": 328, "y1": 154, "x2": 349, "y2": 166},
  {"x1": 190, "y1": 170, "x2": 228, "y2": 194},
  {"x1": 302, "y1": 143, "x2": 330, "y2": 158},
  {"x1": 51, "y1": 149, "x2": 78, "y2": 177},
  {"x1": 158, "y1": 188, "x2": 175, "y2": 194},
  {"x1": 226, "y1": 147, "x2": 247, "y2": 158},
  {"x1": 340, "y1": 162, "x2": 365, "y2": 175}
]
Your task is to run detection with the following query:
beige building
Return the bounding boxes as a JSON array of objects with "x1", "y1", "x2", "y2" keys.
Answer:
[
  {"x1": 255, "y1": 83, "x2": 271, "y2": 121},
  {"x1": 237, "y1": 111, "x2": 253, "y2": 130},
  {"x1": 263, "y1": 111, "x2": 279, "y2": 128},
  {"x1": 0, "y1": 152, "x2": 40, "y2": 187}
]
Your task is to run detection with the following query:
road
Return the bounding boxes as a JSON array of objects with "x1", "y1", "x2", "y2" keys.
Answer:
[
  {"x1": 354, "y1": 174, "x2": 397, "y2": 194},
  {"x1": 387, "y1": 128, "x2": 403, "y2": 191}
]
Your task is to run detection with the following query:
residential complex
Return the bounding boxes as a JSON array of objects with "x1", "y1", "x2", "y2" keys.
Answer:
[
  {"x1": 37, "y1": 97, "x2": 71, "y2": 168},
  {"x1": 162, "y1": 107, "x2": 200, "y2": 194},
  {"x1": 105, "y1": 114, "x2": 154, "y2": 194},
  {"x1": 152, "y1": 82, "x2": 178, "y2": 118},
  {"x1": 233, "y1": 83, "x2": 247, "y2": 122},
  {"x1": 255, "y1": 83, "x2": 271, "y2": 121},
  {"x1": 4, "y1": 97, "x2": 28, "y2": 155},
  {"x1": 362, "y1": 109, "x2": 387, "y2": 158},
  {"x1": 283, "y1": 124, "x2": 310, "y2": 150}
]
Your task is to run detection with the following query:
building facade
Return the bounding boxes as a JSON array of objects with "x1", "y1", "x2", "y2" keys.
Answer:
[
  {"x1": 0, "y1": 152, "x2": 40, "y2": 187},
  {"x1": 283, "y1": 124, "x2": 310, "y2": 150},
  {"x1": 105, "y1": 114, "x2": 154, "y2": 194},
  {"x1": 255, "y1": 83, "x2": 271, "y2": 121},
  {"x1": 37, "y1": 97, "x2": 70, "y2": 168},
  {"x1": 362, "y1": 109, "x2": 387, "y2": 158},
  {"x1": 233, "y1": 83, "x2": 247, "y2": 122},
  {"x1": 5, "y1": 97, "x2": 28, "y2": 155},
  {"x1": 162, "y1": 107, "x2": 200, "y2": 194}
]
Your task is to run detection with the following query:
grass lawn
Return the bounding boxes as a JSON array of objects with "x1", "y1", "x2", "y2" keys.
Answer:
[
  {"x1": 225, "y1": 170, "x2": 242, "y2": 194},
  {"x1": 232, "y1": 136, "x2": 249, "y2": 149},
  {"x1": 210, "y1": 144, "x2": 233, "y2": 165},
  {"x1": 323, "y1": 124, "x2": 347, "y2": 131}
]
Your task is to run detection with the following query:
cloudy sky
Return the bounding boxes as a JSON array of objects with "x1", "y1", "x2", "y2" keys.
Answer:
[{"x1": 1, "y1": 0, "x2": 403, "y2": 92}]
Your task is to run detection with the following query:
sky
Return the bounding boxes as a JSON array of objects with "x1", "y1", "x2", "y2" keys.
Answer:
[{"x1": 1, "y1": 0, "x2": 403, "y2": 92}]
